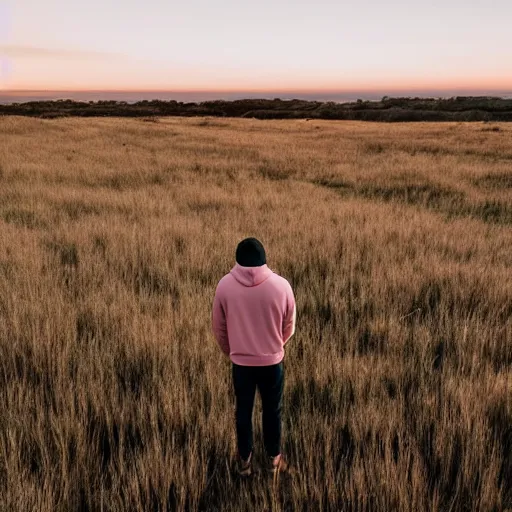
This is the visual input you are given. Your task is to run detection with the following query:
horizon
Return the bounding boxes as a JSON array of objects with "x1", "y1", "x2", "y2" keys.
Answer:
[
  {"x1": 1, "y1": 87, "x2": 512, "y2": 106},
  {"x1": 1, "y1": 0, "x2": 512, "y2": 92}
]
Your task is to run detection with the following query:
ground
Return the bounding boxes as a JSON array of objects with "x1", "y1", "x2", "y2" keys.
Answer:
[{"x1": 0, "y1": 116, "x2": 511, "y2": 511}]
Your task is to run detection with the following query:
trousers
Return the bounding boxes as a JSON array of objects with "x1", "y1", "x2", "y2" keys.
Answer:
[{"x1": 232, "y1": 361, "x2": 284, "y2": 460}]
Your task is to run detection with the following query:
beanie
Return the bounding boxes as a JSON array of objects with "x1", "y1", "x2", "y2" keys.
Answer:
[{"x1": 235, "y1": 238, "x2": 266, "y2": 267}]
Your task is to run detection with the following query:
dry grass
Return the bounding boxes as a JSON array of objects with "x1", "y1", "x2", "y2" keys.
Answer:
[{"x1": 0, "y1": 116, "x2": 511, "y2": 511}]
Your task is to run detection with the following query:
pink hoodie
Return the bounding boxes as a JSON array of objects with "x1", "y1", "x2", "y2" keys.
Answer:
[{"x1": 212, "y1": 264, "x2": 296, "y2": 366}]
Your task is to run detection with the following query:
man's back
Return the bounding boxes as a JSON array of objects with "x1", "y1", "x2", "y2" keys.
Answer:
[{"x1": 213, "y1": 264, "x2": 296, "y2": 366}]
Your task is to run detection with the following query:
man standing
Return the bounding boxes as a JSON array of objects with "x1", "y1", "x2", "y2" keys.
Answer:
[{"x1": 212, "y1": 238, "x2": 296, "y2": 477}]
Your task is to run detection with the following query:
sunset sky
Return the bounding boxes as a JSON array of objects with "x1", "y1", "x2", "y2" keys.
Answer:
[{"x1": 1, "y1": 0, "x2": 511, "y2": 95}]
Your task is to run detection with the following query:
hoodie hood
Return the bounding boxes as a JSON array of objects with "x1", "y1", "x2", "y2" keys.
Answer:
[{"x1": 230, "y1": 264, "x2": 273, "y2": 287}]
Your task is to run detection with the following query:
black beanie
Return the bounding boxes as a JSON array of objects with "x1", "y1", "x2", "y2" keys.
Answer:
[{"x1": 236, "y1": 238, "x2": 266, "y2": 267}]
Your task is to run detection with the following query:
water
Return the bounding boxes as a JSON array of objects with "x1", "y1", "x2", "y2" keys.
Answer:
[{"x1": 1, "y1": 89, "x2": 511, "y2": 105}]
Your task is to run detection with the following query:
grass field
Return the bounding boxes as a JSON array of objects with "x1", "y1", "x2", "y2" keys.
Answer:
[{"x1": 0, "y1": 116, "x2": 511, "y2": 511}]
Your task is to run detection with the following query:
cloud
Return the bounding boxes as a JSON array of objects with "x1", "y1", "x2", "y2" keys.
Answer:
[{"x1": 0, "y1": 45, "x2": 122, "y2": 60}]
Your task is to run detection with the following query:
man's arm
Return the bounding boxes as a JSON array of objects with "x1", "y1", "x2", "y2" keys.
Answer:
[
  {"x1": 212, "y1": 288, "x2": 230, "y2": 356},
  {"x1": 282, "y1": 284, "x2": 296, "y2": 344}
]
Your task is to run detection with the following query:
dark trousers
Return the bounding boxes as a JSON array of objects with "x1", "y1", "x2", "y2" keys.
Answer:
[{"x1": 232, "y1": 361, "x2": 284, "y2": 461}]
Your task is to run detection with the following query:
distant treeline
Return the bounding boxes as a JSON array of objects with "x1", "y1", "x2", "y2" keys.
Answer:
[{"x1": 2, "y1": 96, "x2": 512, "y2": 122}]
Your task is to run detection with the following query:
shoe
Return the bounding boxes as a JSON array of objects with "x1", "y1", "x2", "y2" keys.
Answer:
[
  {"x1": 268, "y1": 454, "x2": 289, "y2": 475},
  {"x1": 237, "y1": 453, "x2": 252, "y2": 477}
]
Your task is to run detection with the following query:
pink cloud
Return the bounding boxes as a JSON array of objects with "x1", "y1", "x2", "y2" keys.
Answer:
[{"x1": 0, "y1": 45, "x2": 120, "y2": 60}]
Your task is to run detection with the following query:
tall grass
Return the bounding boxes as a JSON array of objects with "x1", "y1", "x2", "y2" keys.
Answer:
[{"x1": 0, "y1": 117, "x2": 511, "y2": 511}]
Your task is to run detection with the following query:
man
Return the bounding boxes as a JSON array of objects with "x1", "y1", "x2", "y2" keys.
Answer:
[{"x1": 212, "y1": 238, "x2": 296, "y2": 477}]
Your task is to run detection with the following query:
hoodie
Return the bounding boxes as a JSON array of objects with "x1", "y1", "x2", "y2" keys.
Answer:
[{"x1": 212, "y1": 264, "x2": 296, "y2": 366}]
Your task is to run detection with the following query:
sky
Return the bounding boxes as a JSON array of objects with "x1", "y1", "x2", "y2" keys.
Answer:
[{"x1": 0, "y1": 0, "x2": 511, "y2": 95}]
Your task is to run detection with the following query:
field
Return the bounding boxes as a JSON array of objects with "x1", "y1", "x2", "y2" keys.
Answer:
[{"x1": 0, "y1": 116, "x2": 511, "y2": 511}]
